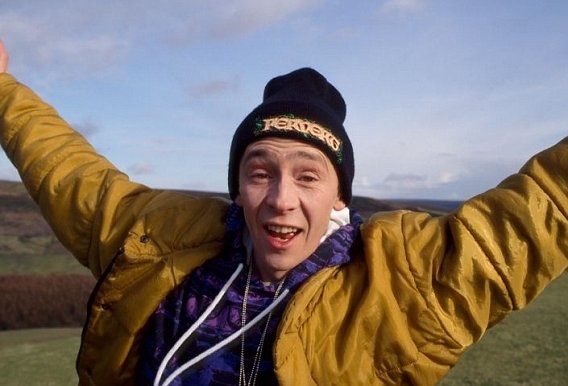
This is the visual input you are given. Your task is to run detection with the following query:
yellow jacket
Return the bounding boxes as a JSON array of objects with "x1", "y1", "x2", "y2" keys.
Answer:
[{"x1": 1, "y1": 73, "x2": 567, "y2": 385}]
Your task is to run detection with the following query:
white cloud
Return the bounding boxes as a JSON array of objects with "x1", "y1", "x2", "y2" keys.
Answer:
[
  {"x1": 205, "y1": 0, "x2": 324, "y2": 39},
  {"x1": 385, "y1": 173, "x2": 426, "y2": 186},
  {"x1": 0, "y1": 11, "x2": 129, "y2": 80},
  {"x1": 104, "y1": 0, "x2": 326, "y2": 43},
  {"x1": 188, "y1": 78, "x2": 240, "y2": 98},
  {"x1": 0, "y1": 0, "x2": 325, "y2": 76},
  {"x1": 72, "y1": 121, "x2": 102, "y2": 138},
  {"x1": 438, "y1": 172, "x2": 457, "y2": 184},
  {"x1": 379, "y1": 0, "x2": 427, "y2": 14},
  {"x1": 128, "y1": 162, "x2": 155, "y2": 176},
  {"x1": 383, "y1": 171, "x2": 457, "y2": 190}
]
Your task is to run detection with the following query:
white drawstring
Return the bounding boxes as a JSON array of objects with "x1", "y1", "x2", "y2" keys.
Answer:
[
  {"x1": 153, "y1": 263, "x2": 243, "y2": 386},
  {"x1": 153, "y1": 208, "x2": 349, "y2": 385},
  {"x1": 153, "y1": 263, "x2": 290, "y2": 386},
  {"x1": 160, "y1": 288, "x2": 289, "y2": 386}
]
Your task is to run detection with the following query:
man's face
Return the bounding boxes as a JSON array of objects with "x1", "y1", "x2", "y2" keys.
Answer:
[{"x1": 236, "y1": 137, "x2": 346, "y2": 282}]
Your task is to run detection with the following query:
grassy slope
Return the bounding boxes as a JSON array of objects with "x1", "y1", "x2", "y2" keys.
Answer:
[
  {"x1": 0, "y1": 252, "x2": 90, "y2": 275},
  {"x1": 0, "y1": 328, "x2": 81, "y2": 386},
  {"x1": 440, "y1": 272, "x2": 568, "y2": 386}
]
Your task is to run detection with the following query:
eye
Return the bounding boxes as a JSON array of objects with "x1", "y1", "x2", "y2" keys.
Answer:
[
  {"x1": 249, "y1": 170, "x2": 271, "y2": 181},
  {"x1": 298, "y1": 173, "x2": 318, "y2": 183}
]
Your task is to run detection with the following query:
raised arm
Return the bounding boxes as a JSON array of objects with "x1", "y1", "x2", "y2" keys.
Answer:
[
  {"x1": 0, "y1": 43, "x2": 153, "y2": 277},
  {"x1": 353, "y1": 137, "x2": 568, "y2": 384},
  {"x1": 402, "y1": 136, "x2": 568, "y2": 344}
]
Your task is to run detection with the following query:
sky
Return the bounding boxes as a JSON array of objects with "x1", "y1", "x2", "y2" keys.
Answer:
[{"x1": 0, "y1": 0, "x2": 567, "y2": 200}]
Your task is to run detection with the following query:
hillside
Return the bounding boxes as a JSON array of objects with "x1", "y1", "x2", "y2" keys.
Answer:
[
  {"x1": 0, "y1": 179, "x2": 459, "y2": 330},
  {"x1": 0, "y1": 180, "x2": 73, "y2": 274},
  {"x1": 0, "y1": 179, "x2": 458, "y2": 270},
  {"x1": 0, "y1": 180, "x2": 54, "y2": 238}
]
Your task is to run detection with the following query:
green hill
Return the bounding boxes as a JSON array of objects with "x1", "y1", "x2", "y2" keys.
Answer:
[{"x1": 0, "y1": 179, "x2": 453, "y2": 275}]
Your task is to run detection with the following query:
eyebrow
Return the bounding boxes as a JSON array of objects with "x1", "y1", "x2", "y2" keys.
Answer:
[
  {"x1": 241, "y1": 148, "x2": 325, "y2": 164},
  {"x1": 292, "y1": 150, "x2": 324, "y2": 162},
  {"x1": 241, "y1": 148, "x2": 271, "y2": 164}
]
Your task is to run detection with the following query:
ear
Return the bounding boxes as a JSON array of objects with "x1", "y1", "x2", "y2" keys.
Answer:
[
  {"x1": 234, "y1": 194, "x2": 242, "y2": 206},
  {"x1": 333, "y1": 198, "x2": 346, "y2": 211}
]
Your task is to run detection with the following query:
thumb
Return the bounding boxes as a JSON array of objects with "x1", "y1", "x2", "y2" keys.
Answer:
[{"x1": 0, "y1": 40, "x2": 9, "y2": 73}]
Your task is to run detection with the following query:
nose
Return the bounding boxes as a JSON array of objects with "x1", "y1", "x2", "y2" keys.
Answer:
[{"x1": 266, "y1": 177, "x2": 298, "y2": 212}]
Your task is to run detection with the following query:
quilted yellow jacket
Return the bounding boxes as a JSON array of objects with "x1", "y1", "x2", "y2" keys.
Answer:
[{"x1": 1, "y1": 73, "x2": 567, "y2": 385}]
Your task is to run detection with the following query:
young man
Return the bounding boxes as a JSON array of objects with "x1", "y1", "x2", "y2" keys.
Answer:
[{"x1": 1, "y1": 40, "x2": 566, "y2": 385}]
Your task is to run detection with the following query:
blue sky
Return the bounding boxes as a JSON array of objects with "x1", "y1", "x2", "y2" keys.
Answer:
[{"x1": 1, "y1": 0, "x2": 567, "y2": 199}]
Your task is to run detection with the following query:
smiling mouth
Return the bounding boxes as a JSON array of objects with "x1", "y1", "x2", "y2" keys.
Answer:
[{"x1": 266, "y1": 225, "x2": 300, "y2": 241}]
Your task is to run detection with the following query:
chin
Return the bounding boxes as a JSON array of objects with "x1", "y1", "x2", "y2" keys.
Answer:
[{"x1": 257, "y1": 257, "x2": 301, "y2": 281}]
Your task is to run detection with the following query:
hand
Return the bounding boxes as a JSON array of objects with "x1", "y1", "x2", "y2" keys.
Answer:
[{"x1": 0, "y1": 40, "x2": 9, "y2": 73}]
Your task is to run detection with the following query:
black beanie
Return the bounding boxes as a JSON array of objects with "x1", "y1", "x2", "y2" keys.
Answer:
[{"x1": 228, "y1": 67, "x2": 354, "y2": 204}]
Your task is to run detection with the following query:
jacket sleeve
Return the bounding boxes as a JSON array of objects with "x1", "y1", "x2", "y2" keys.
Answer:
[
  {"x1": 0, "y1": 73, "x2": 159, "y2": 277},
  {"x1": 401, "y1": 136, "x2": 568, "y2": 347}
]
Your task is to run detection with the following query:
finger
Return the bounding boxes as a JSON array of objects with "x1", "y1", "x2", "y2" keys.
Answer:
[{"x1": 0, "y1": 40, "x2": 9, "y2": 73}]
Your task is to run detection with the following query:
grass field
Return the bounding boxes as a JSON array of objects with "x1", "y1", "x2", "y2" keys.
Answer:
[
  {"x1": 440, "y1": 272, "x2": 568, "y2": 386},
  {"x1": 0, "y1": 328, "x2": 81, "y2": 386},
  {"x1": 0, "y1": 253, "x2": 90, "y2": 275},
  {"x1": 0, "y1": 273, "x2": 566, "y2": 385}
]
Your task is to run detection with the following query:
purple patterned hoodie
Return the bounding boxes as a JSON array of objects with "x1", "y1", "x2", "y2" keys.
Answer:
[{"x1": 138, "y1": 204, "x2": 361, "y2": 385}]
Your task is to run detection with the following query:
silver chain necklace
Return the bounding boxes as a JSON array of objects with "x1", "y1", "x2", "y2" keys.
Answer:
[{"x1": 238, "y1": 261, "x2": 286, "y2": 386}]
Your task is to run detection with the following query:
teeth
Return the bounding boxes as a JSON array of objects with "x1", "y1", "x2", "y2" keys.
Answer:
[{"x1": 267, "y1": 225, "x2": 298, "y2": 234}]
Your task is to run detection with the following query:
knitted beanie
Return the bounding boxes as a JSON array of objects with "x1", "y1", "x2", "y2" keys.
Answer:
[{"x1": 228, "y1": 67, "x2": 354, "y2": 204}]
